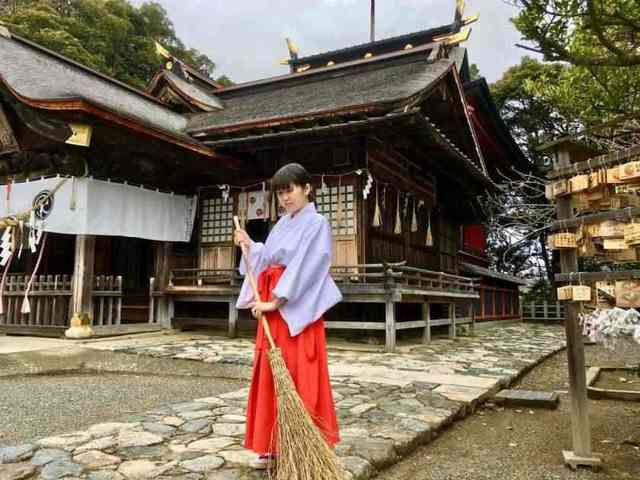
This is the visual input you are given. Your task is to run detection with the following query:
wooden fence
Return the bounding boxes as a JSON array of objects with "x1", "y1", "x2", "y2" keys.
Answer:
[
  {"x1": 522, "y1": 301, "x2": 565, "y2": 322},
  {"x1": 0, "y1": 274, "x2": 123, "y2": 327},
  {"x1": 92, "y1": 275, "x2": 123, "y2": 326}
]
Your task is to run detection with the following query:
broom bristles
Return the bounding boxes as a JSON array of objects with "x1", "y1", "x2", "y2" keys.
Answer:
[{"x1": 267, "y1": 348, "x2": 345, "y2": 480}]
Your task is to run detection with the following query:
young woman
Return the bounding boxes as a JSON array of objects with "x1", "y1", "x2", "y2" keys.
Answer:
[{"x1": 234, "y1": 163, "x2": 342, "y2": 469}]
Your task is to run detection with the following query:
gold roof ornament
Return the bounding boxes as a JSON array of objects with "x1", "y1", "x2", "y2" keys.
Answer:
[
  {"x1": 364, "y1": 52, "x2": 373, "y2": 59},
  {"x1": 154, "y1": 41, "x2": 171, "y2": 59},
  {"x1": 404, "y1": 44, "x2": 414, "y2": 50},
  {"x1": 433, "y1": 28, "x2": 472, "y2": 46}
]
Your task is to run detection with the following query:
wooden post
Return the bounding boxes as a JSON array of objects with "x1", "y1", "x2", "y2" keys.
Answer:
[
  {"x1": 153, "y1": 242, "x2": 171, "y2": 328},
  {"x1": 228, "y1": 301, "x2": 238, "y2": 338},
  {"x1": 543, "y1": 301, "x2": 549, "y2": 321},
  {"x1": 470, "y1": 302, "x2": 475, "y2": 335},
  {"x1": 385, "y1": 300, "x2": 396, "y2": 352},
  {"x1": 448, "y1": 303, "x2": 456, "y2": 338},
  {"x1": 65, "y1": 235, "x2": 95, "y2": 338},
  {"x1": 556, "y1": 152, "x2": 601, "y2": 469},
  {"x1": 422, "y1": 301, "x2": 431, "y2": 343}
]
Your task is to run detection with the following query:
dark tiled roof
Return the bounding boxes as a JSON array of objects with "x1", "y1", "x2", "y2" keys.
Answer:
[
  {"x1": 291, "y1": 22, "x2": 457, "y2": 68},
  {"x1": 0, "y1": 33, "x2": 190, "y2": 138},
  {"x1": 187, "y1": 53, "x2": 454, "y2": 133}
]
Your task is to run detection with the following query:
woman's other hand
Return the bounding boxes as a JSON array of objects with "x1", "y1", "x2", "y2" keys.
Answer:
[
  {"x1": 234, "y1": 228, "x2": 252, "y2": 250},
  {"x1": 250, "y1": 298, "x2": 286, "y2": 319}
]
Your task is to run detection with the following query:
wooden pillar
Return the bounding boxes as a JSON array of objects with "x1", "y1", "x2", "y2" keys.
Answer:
[
  {"x1": 422, "y1": 301, "x2": 431, "y2": 343},
  {"x1": 153, "y1": 242, "x2": 171, "y2": 328},
  {"x1": 385, "y1": 300, "x2": 396, "y2": 352},
  {"x1": 65, "y1": 235, "x2": 95, "y2": 338},
  {"x1": 556, "y1": 148, "x2": 600, "y2": 469},
  {"x1": 448, "y1": 303, "x2": 456, "y2": 338},
  {"x1": 470, "y1": 302, "x2": 475, "y2": 335},
  {"x1": 228, "y1": 301, "x2": 238, "y2": 338}
]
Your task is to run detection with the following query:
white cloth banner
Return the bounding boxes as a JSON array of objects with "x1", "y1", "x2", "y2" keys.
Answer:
[{"x1": 0, "y1": 177, "x2": 197, "y2": 242}]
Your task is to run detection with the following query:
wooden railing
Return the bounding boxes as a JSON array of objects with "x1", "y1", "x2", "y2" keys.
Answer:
[
  {"x1": 0, "y1": 274, "x2": 72, "y2": 327},
  {"x1": 169, "y1": 268, "x2": 241, "y2": 288},
  {"x1": 167, "y1": 261, "x2": 477, "y2": 295},
  {"x1": 0, "y1": 274, "x2": 123, "y2": 328},
  {"x1": 522, "y1": 301, "x2": 564, "y2": 322},
  {"x1": 92, "y1": 275, "x2": 123, "y2": 326}
]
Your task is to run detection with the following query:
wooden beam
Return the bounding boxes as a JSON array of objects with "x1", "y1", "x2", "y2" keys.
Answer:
[
  {"x1": 555, "y1": 270, "x2": 640, "y2": 282},
  {"x1": 548, "y1": 144, "x2": 640, "y2": 179},
  {"x1": 551, "y1": 206, "x2": 640, "y2": 231}
]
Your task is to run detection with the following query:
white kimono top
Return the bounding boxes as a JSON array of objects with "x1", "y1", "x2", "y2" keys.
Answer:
[{"x1": 236, "y1": 202, "x2": 343, "y2": 336}]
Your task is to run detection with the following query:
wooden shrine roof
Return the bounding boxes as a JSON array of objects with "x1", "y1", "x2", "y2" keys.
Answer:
[
  {"x1": 0, "y1": 29, "x2": 220, "y2": 157},
  {"x1": 187, "y1": 47, "x2": 454, "y2": 134},
  {"x1": 289, "y1": 19, "x2": 468, "y2": 71},
  {"x1": 147, "y1": 70, "x2": 223, "y2": 111}
]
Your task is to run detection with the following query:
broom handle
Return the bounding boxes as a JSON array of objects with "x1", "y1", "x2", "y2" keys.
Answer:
[{"x1": 233, "y1": 216, "x2": 277, "y2": 350}]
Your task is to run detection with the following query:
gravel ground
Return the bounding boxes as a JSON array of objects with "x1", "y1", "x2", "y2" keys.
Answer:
[
  {"x1": 0, "y1": 347, "x2": 247, "y2": 446},
  {"x1": 376, "y1": 339, "x2": 640, "y2": 480}
]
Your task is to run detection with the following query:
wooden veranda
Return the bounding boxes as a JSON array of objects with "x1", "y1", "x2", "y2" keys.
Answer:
[{"x1": 151, "y1": 262, "x2": 479, "y2": 352}]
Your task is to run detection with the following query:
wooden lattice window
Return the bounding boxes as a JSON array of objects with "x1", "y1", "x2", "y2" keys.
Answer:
[
  {"x1": 200, "y1": 197, "x2": 234, "y2": 244},
  {"x1": 316, "y1": 184, "x2": 356, "y2": 236}
]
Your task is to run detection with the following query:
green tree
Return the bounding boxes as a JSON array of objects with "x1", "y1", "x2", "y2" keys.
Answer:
[
  {"x1": 1, "y1": 0, "x2": 228, "y2": 89},
  {"x1": 510, "y1": 1, "x2": 640, "y2": 125},
  {"x1": 491, "y1": 57, "x2": 578, "y2": 163},
  {"x1": 511, "y1": 0, "x2": 640, "y2": 67}
]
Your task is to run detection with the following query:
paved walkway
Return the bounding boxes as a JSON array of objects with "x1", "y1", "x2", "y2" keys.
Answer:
[{"x1": 0, "y1": 324, "x2": 565, "y2": 480}]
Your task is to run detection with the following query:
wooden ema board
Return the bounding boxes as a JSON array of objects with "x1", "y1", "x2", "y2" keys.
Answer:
[
  {"x1": 557, "y1": 285, "x2": 591, "y2": 302},
  {"x1": 615, "y1": 280, "x2": 640, "y2": 308}
]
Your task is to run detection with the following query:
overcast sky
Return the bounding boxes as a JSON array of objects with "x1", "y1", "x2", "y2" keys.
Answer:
[{"x1": 131, "y1": 0, "x2": 529, "y2": 85}]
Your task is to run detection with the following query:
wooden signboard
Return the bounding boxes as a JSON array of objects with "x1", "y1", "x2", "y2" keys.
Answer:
[{"x1": 0, "y1": 104, "x2": 19, "y2": 155}]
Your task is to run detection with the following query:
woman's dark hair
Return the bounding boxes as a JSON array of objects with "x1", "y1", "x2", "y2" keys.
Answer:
[{"x1": 271, "y1": 163, "x2": 314, "y2": 201}]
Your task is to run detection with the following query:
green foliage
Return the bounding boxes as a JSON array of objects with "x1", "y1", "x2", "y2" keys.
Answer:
[
  {"x1": 521, "y1": 278, "x2": 553, "y2": 304},
  {"x1": 1, "y1": 0, "x2": 228, "y2": 89},
  {"x1": 490, "y1": 57, "x2": 578, "y2": 162},
  {"x1": 468, "y1": 63, "x2": 481, "y2": 81},
  {"x1": 510, "y1": 0, "x2": 640, "y2": 126},
  {"x1": 512, "y1": 0, "x2": 640, "y2": 67},
  {"x1": 215, "y1": 75, "x2": 234, "y2": 87}
]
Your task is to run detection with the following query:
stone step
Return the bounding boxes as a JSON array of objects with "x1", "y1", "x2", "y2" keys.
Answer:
[{"x1": 493, "y1": 389, "x2": 559, "y2": 409}]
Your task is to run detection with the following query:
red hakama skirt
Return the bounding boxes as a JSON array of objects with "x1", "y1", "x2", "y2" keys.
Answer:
[{"x1": 243, "y1": 264, "x2": 340, "y2": 454}]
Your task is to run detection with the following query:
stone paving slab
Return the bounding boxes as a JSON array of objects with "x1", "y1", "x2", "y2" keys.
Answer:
[{"x1": 0, "y1": 324, "x2": 566, "y2": 480}]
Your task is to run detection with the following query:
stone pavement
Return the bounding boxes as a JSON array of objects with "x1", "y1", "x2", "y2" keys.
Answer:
[{"x1": 0, "y1": 324, "x2": 565, "y2": 480}]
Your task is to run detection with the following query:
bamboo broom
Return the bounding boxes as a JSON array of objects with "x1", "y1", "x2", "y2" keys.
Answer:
[{"x1": 233, "y1": 216, "x2": 345, "y2": 480}]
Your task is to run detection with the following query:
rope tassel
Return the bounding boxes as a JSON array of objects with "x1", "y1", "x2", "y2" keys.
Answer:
[
  {"x1": 394, "y1": 192, "x2": 402, "y2": 235},
  {"x1": 372, "y1": 182, "x2": 382, "y2": 228},
  {"x1": 426, "y1": 210, "x2": 433, "y2": 247},
  {"x1": 411, "y1": 198, "x2": 418, "y2": 233}
]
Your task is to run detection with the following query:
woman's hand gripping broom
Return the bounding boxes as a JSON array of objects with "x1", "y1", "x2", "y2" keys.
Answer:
[{"x1": 233, "y1": 216, "x2": 344, "y2": 480}]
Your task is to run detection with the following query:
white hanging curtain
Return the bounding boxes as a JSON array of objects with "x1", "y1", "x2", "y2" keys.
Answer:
[{"x1": 0, "y1": 177, "x2": 197, "y2": 242}]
